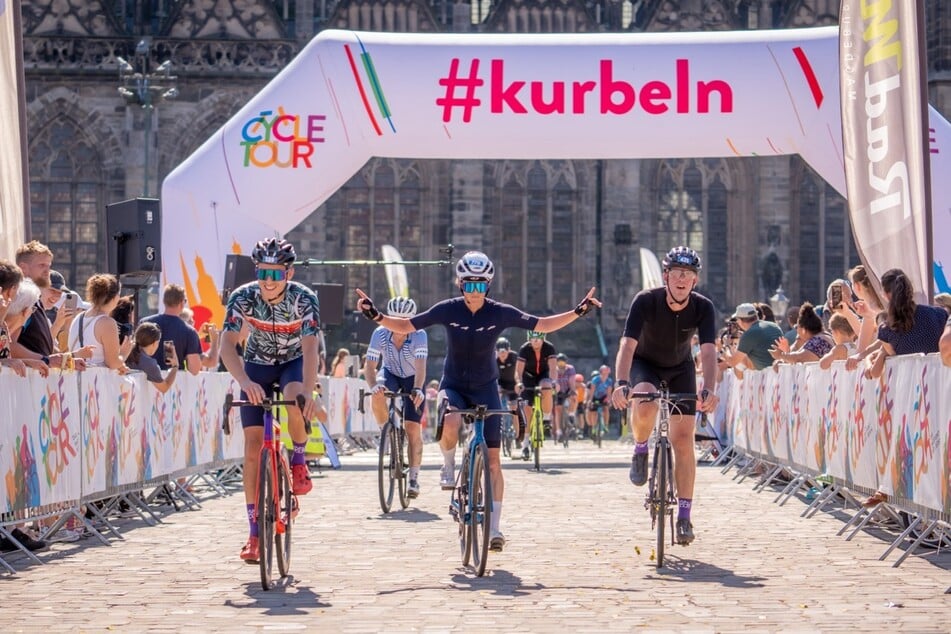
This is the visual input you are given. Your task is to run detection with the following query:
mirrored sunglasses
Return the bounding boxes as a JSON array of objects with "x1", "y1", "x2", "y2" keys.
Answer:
[
  {"x1": 462, "y1": 281, "x2": 488, "y2": 294},
  {"x1": 256, "y1": 268, "x2": 287, "y2": 282}
]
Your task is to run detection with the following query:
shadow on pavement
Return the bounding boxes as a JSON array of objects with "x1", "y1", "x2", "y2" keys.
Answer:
[
  {"x1": 225, "y1": 577, "x2": 331, "y2": 612},
  {"x1": 375, "y1": 508, "x2": 442, "y2": 523},
  {"x1": 649, "y1": 556, "x2": 767, "y2": 588}
]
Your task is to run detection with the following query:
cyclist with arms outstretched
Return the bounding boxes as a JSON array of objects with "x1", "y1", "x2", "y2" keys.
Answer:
[
  {"x1": 611, "y1": 246, "x2": 719, "y2": 546},
  {"x1": 356, "y1": 251, "x2": 600, "y2": 552},
  {"x1": 220, "y1": 238, "x2": 325, "y2": 563},
  {"x1": 363, "y1": 296, "x2": 428, "y2": 498}
]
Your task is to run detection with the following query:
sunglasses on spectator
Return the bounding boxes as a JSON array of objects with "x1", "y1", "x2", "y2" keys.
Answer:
[
  {"x1": 462, "y1": 281, "x2": 489, "y2": 294},
  {"x1": 256, "y1": 268, "x2": 287, "y2": 282}
]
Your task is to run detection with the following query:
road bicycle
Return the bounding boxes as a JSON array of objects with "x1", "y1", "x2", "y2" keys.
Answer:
[
  {"x1": 359, "y1": 388, "x2": 410, "y2": 514},
  {"x1": 590, "y1": 401, "x2": 609, "y2": 448},
  {"x1": 625, "y1": 386, "x2": 698, "y2": 569},
  {"x1": 528, "y1": 390, "x2": 545, "y2": 472},
  {"x1": 499, "y1": 393, "x2": 517, "y2": 458},
  {"x1": 223, "y1": 391, "x2": 310, "y2": 590},
  {"x1": 446, "y1": 404, "x2": 522, "y2": 577}
]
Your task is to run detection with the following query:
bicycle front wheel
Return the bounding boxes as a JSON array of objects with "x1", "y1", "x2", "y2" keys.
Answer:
[
  {"x1": 396, "y1": 426, "x2": 409, "y2": 509},
  {"x1": 532, "y1": 410, "x2": 543, "y2": 472},
  {"x1": 378, "y1": 421, "x2": 396, "y2": 513},
  {"x1": 276, "y1": 459, "x2": 293, "y2": 577},
  {"x1": 470, "y1": 443, "x2": 492, "y2": 577},
  {"x1": 257, "y1": 450, "x2": 275, "y2": 590},
  {"x1": 457, "y1": 452, "x2": 471, "y2": 566},
  {"x1": 654, "y1": 441, "x2": 669, "y2": 568}
]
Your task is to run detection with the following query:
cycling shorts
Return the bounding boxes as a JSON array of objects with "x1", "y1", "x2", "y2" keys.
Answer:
[
  {"x1": 441, "y1": 382, "x2": 503, "y2": 449},
  {"x1": 521, "y1": 378, "x2": 553, "y2": 403},
  {"x1": 380, "y1": 371, "x2": 422, "y2": 423},
  {"x1": 239, "y1": 357, "x2": 304, "y2": 428},
  {"x1": 628, "y1": 357, "x2": 698, "y2": 416},
  {"x1": 555, "y1": 390, "x2": 573, "y2": 406},
  {"x1": 588, "y1": 395, "x2": 609, "y2": 411}
]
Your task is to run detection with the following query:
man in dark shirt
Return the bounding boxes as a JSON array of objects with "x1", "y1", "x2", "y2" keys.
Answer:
[
  {"x1": 612, "y1": 246, "x2": 719, "y2": 547},
  {"x1": 140, "y1": 284, "x2": 204, "y2": 374}
]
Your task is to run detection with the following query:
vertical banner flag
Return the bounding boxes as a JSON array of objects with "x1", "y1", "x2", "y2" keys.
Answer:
[
  {"x1": 0, "y1": 0, "x2": 28, "y2": 257},
  {"x1": 381, "y1": 244, "x2": 409, "y2": 299},
  {"x1": 839, "y1": 0, "x2": 933, "y2": 303}
]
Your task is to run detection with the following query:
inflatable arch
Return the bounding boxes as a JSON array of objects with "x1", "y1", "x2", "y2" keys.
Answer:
[{"x1": 161, "y1": 26, "x2": 951, "y2": 324}]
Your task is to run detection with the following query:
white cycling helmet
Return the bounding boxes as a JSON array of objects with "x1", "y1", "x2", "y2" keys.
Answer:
[
  {"x1": 386, "y1": 296, "x2": 417, "y2": 317},
  {"x1": 455, "y1": 251, "x2": 495, "y2": 282}
]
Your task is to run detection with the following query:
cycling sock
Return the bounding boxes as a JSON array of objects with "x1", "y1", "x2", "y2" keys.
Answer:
[
  {"x1": 491, "y1": 501, "x2": 502, "y2": 533},
  {"x1": 409, "y1": 466, "x2": 420, "y2": 480},
  {"x1": 247, "y1": 504, "x2": 258, "y2": 537},
  {"x1": 441, "y1": 447, "x2": 455, "y2": 467},
  {"x1": 634, "y1": 440, "x2": 649, "y2": 454},
  {"x1": 291, "y1": 442, "x2": 307, "y2": 466},
  {"x1": 678, "y1": 498, "x2": 692, "y2": 520}
]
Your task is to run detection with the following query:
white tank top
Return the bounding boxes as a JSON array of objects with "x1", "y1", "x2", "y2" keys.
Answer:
[{"x1": 68, "y1": 313, "x2": 107, "y2": 366}]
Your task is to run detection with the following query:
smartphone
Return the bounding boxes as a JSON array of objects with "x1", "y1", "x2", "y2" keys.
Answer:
[
  {"x1": 63, "y1": 292, "x2": 79, "y2": 311},
  {"x1": 830, "y1": 286, "x2": 842, "y2": 307},
  {"x1": 163, "y1": 341, "x2": 176, "y2": 365}
]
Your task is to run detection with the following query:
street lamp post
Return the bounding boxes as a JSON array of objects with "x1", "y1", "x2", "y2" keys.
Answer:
[
  {"x1": 117, "y1": 38, "x2": 178, "y2": 197},
  {"x1": 769, "y1": 286, "x2": 789, "y2": 324}
]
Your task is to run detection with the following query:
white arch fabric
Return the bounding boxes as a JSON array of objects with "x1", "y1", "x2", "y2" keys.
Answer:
[{"x1": 161, "y1": 26, "x2": 951, "y2": 318}]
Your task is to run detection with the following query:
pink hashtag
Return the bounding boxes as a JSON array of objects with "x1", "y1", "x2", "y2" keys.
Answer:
[{"x1": 437, "y1": 58, "x2": 483, "y2": 123}]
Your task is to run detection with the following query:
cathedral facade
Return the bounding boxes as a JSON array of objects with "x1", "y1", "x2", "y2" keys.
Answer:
[{"x1": 21, "y1": 1, "x2": 951, "y2": 363}]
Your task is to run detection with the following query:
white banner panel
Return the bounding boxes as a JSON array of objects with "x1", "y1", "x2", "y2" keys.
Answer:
[{"x1": 0, "y1": 0, "x2": 27, "y2": 259}]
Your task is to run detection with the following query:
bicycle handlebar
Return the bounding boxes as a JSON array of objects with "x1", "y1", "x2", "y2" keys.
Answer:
[
  {"x1": 357, "y1": 387, "x2": 418, "y2": 414},
  {"x1": 222, "y1": 393, "x2": 308, "y2": 435},
  {"x1": 624, "y1": 390, "x2": 701, "y2": 402}
]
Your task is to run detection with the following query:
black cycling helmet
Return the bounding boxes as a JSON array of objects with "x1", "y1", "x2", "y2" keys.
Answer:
[
  {"x1": 556, "y1": 353, "x2": 567, "y2": 361},
  {"x1": 495, "y1": 337, "x2": 510, "y2": 350},
  {"x1": 662, "y1": 246, "x2": 701, "y2": 273},
  {"x1": 251, "y1": 237, "x2": 296, "y2": 266}
]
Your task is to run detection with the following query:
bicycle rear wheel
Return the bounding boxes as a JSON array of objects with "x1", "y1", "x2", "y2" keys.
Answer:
[
  {"x1": 257, "y1": 450, "x2": 275, "y2": 589},
  {"x1": 595, "y1": 411, "x2": 603, "y2": 448},
  {"x1": 470, "y1": 443, "x2": 492, "y2": 577},
  {"x1": 532, "y1": 410, "x2": 543, "y2": 472},
  {"x1": 654, "y1": 440, "x2": 669, "y2": 568},
  {"x1": 396, "y1": 426, "x2": 409, "y2": 509},
  {"x1": 457, "y1": 452, "x2": 471, "y2": 566},
  {"x1": 502, "y1": 418, "x2": 513, "y2": 458},
  {"x1": 276, "y1": 459, "x2": 293, "y2": 577},
  {"x1": 378, "y1": 421, "x2": 395, "y2": 513}
]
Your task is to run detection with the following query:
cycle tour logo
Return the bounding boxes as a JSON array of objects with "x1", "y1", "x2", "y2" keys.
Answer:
[{"x1": 240, "y1": 106, "x2": 327, "y2": 168}]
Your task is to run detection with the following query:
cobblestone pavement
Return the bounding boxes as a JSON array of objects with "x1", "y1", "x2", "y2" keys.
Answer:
[{"x1": 1, "y1": 441, "x2": 948, "y2": 632}]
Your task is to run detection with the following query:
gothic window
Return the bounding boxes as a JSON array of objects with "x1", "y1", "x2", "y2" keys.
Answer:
[
  {"x1": 488, "y1": 160, "x2": 578, "y2": 311},
  {"x1": 794, "y1": 166, "x2": 856, "y2": 302},
  {"x1": 28, "y1": 119, "x2": 105, "y2": 289},
  {"x1": 652, "y1": 158, "x2": 731, "y2": 310}
]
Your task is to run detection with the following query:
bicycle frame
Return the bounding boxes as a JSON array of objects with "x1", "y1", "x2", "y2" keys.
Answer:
[
  {"x1": 626, "y1": 387, "x2": 698, "y2": 569},
  {"x1": 359, "y1": 388, "x2": 411, "y2": 513}
]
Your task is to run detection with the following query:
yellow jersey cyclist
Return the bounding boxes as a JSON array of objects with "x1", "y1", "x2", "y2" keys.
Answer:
[
  {"x1": 220, "y1": 237, "x2": 326, "y2": 563},
  {"x1": 363, "y1": 296, "x2": 428, "y2": 498},
  {"x1": 356, "y1": 251, "x2": 601, "y2": 552},
  {"x1": 611, "y1": 246, "x2": 719, "y2": 546},
  {"x1": 514, "y1": 330, "x2": 557, "y2": 460}
]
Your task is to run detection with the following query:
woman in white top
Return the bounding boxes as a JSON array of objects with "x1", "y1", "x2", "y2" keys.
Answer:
[{"x1": 68, "y1": 274, "x2": 128, "y2": 374}]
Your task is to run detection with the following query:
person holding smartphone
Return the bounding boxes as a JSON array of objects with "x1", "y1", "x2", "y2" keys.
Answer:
[{"x1": 140, "y1": 284, "x2": 204, "y2": 374}]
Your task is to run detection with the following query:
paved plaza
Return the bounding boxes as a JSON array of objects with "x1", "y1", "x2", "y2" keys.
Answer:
[{"x1": 1, "y1": 441, "x2": 948, "y2": 632}]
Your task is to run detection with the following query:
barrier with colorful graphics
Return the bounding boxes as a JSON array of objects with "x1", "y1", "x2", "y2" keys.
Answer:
[{"x1": 724, "y1": 354, "x2": 951, "y2": 515}]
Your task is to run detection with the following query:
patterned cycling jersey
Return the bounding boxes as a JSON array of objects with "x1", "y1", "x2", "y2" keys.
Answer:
[{"x1": 224, "y1": 281, "x2": 321, "y2": 365}]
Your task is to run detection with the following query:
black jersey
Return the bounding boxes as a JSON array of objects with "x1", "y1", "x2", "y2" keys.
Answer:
[
  {"x1": 517, "y1": 340, "x2": 556, "y2": 382},
  {"x1": 496, "y1": 351, "x2": 517, "y2": 391},
  {"x1": 622, "y1": 287, "x2": 717, "y2": 368}
]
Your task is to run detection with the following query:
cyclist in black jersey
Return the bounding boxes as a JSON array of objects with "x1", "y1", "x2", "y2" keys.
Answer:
[
  {"x1": 356, "y1": 251, "x2": 601, "y2": 552},
  {"x1": 611, "y1": 246, "x2": 719, "y2": 547},
  {"x1": 514, "y1": 331, "x2": 556, "y2": 459},
  {"x1": 220, "y1": 237, "x2": 325, "y2": 563}
]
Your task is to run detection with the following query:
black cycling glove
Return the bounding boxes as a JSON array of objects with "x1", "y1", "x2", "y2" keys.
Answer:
[
  {"x1": 574, "y1": 296, "x2": 595, "y2": 317},
  {"x1": 361, "y1": 298, "x2": 383, "y2": 322}
]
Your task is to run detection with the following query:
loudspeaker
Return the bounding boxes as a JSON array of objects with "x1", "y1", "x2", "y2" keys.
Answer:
[
  {"x1": 223, "y1": 254, "x2": 256, "y2": 297},
  {"x1": 313, "y1": 283, "x2": 345, "y2": 326},
  {"x1": 106, "y1": 198, "x2": 161, "y2": 276}
]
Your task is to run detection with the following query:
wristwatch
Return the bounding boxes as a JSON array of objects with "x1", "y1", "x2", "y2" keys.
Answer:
[{"x1": 40, "y1": 355, "x2": 50, "y2": 365}]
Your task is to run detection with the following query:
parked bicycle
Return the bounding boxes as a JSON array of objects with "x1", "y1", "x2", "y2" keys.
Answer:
[
  {"x1": 359, "y1": 388, "x2": 410, "y2": 514},
  {"x1": 224, "y1": 392, "x2": 310, "y2": 590},
  {"x1": 625, "y1": 386, "x2": 698, "y2": 568}
]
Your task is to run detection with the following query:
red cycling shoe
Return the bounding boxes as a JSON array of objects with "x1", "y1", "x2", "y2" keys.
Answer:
[
  {"x1": 291, "y1": 464, "x2": 313, "y2": 495},
  {"x1": 240, "y1": 536, "x2": 259, "y2": 563}
]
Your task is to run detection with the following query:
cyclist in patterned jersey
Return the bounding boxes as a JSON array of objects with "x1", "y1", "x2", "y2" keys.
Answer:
[
  {"x1": 363, "y1": 296, "x2": 428, "y2": 499},
  {"x1": 356, "y1": 251, "x2": 600, "y2": 552},
  {"x1": 220, "y1": 237, "x2": 325, "y2": 563},
  {"x1": 553, "y1": 353, "x2": 577, "y2": 441},
  {"x1": 611, "y1": 246, "x2": 719, "y2": 546},
  {"x1": 514, "y1": 331, "x2": 556, "y2": 460}
]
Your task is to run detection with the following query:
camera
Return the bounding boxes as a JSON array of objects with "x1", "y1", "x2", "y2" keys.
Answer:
[
  {"x1": 163, "y1": 341, "x2": 176, "y2": 365},
  {"x1": 726, "y1": 319, "x2": 739, "y2": 338},
  {"x1": 830, "y1": 285, "x2": 842, "y2": 308}
]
